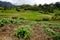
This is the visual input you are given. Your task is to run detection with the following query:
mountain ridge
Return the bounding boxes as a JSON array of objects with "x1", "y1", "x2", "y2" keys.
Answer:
[{"x1": 0, "y1": 1, "x2": 14, "y2": 7}]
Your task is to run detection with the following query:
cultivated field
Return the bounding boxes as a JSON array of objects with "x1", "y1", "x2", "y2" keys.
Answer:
[{"x1": 0, "y1": 10, "x2": 60, "y2": 40}]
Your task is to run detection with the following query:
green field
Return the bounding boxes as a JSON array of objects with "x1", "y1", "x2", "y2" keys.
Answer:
[
  {"x1": 0, "y1": 8, "x2": 60, "y2": 40},
  {"x1": 0, "y1": 11, "x2": 53, "y2": 21}
]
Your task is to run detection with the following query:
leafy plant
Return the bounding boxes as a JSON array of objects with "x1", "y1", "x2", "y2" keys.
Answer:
[
  {"x1": 0, "y1": 20, "x2": 4, "y2": 27},
  {"x1": 43, "y1": 26, "x2": 56, "y2": 35},
  {"x1": 1, "y1": 18, "x2": 10, "y2": 24},
  {"x1": 14, "y1": 25, "x2": 32, "y2": 39},
  {"x1": 53, "y1": 35, "x2": 60, "y2": 40},
  {"x1": 9, "y1": 19, "x2": 17, "y2": 24}
]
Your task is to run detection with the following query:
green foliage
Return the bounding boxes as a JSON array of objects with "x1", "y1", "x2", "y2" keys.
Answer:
[
  {"x1": 42, "y1": 22, "x2": 60, "y2": 40},
  {"x1": 0, "y1": 18, "x2": 17, "y2": 24},
  {"x1": 0, "y1": 18, "x2": 10, "y2": 24},
  {"x1": 53, "y1": 32, "x2": 60, "y2": 40},
  {"x1": 30, "y1": 21, "x2": 37, "y2": 26},
  {"x1": 39, "y1": 21, "x2": 60, "y2": 29},
  {"x1": 14, "y1": 25, "x2": 32, "y2": 39},
  {"x1": 0, "y1": 18, "x2": 27, "y2": 27},
  {"x1": 16, "y1": 19, "x2": 28, "y2": 24},
  {"x1": 0, "y1": 20, "x2": 4, "y2": 27},
  {"x1": 54, "y1": 35, "x2": 60, "y2": 40},
  {"x1": 53, "y1": 10, "x2": 60, "y2": 20},
  {"x1": 52, "y1": 23, "x2": 60, "y2": 29},
  {"x1": 0, "y1": 18, "x2": 10, "y2": 27},
  {"x1": 43, "y1": 26, "x2": 56, "y2": 35}
]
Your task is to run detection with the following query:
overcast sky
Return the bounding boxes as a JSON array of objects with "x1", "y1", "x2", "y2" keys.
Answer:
[{"x1": 0, "y1": 0, "x2": 60, "y2": 5}]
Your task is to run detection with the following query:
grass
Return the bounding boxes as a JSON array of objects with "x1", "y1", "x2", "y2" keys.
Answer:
[
  {"x1": 0, "y1": 11, "x2": 53, "y2": 21},
  {"x1": 39, "y1": 21, "x2": 60, "y2": 29},
  {"x1": 18, "y1": 11, "x2": 52, "y2": 21},
  {"x1": 0, "y1": 10, "x2": 18, "y2": 13}
]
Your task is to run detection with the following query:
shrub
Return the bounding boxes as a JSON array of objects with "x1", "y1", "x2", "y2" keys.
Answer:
[
  {"x1": 14, "y1": 25, "x2": 32, "y2": 39},
  {"x1": 0, "y1": 18, "x2": 10, "y2": 27},
  {"x1": 53, "y1": 34, "x2": 60, "y2": 40}
]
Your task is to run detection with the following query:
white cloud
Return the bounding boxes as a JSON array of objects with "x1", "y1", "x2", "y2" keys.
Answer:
[
  {"x1": 14, "y1": 0, "x2": 34, "y2": 5},
  {"x1": 34, "y1": 0, "x2": 60, "y2": 5},
  {"x1": 0, "y1": 0, "x2": 18, "y2": 4},
  {"x1": 0, "y1": 0, "x2": 60, "y2": 5}
]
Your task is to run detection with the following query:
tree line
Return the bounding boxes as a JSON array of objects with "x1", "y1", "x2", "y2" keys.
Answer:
[{"x1": 0, "y1": 2, "x2": 60, "y2": 14}]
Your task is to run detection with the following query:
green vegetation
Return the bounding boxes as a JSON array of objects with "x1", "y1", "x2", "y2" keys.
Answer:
[
  {"x1": 39, "y1": 21, "x2": 60, "y2": 29},
  {"x1": 0, "y1": 2, "x2": 60, "y2": 40},
  {"x1": 43, "y1": 27, "x2": 56, "y2": 35},
  {"x1": 0, "y1": 18, "x2": 60, "y2": 40},
  {"x1": 0, "y1": 11, "x2": 53, "y2": 21},
  {"x1": 19, "y1": 11, "x2": 52, "y2": 21},
  {"x1": 0, "y1": 18, "x2": 30, "y2": 26},
  {"x1": 53, "y1": 35, "x2": 60, "y2": 40},
  {"x1": 14, "y1": 25, "x2": 32, "y2": 39},
  {"x1": 44, "y1": 27, "x2": 60, "y2": 40},
  {"x1": 39, "y1": 21, "x2": 60, "y2": 40}
]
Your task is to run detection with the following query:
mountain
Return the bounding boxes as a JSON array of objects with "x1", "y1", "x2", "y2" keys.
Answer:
[{"x1": 0, "y1": 1, "x2": 14, "y2": 7}]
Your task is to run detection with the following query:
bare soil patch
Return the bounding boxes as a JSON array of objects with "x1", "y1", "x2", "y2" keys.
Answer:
[{"x1": 0, "y1": 24, "x2": 55, "y2": 40}]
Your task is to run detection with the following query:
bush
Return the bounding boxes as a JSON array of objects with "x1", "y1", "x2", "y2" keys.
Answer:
[
  {"x1": 53, "y1": 35, "x2": 60, "y2": 40},
  {"x1": 14, "y1": 25, "x2": 32, "y2": 39},
  {"x1": 0, "y1": 18, "x2": 10, "y2": 27}
]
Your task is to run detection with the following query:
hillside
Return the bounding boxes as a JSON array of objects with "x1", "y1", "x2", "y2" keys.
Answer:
[{"x1": 0, "y1": 1, "x2": 14, "y2": 7}]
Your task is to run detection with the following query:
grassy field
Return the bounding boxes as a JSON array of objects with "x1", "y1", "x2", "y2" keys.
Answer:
[{"x1": 0, "y1": 11, "x2": 53, "y2": 21}]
